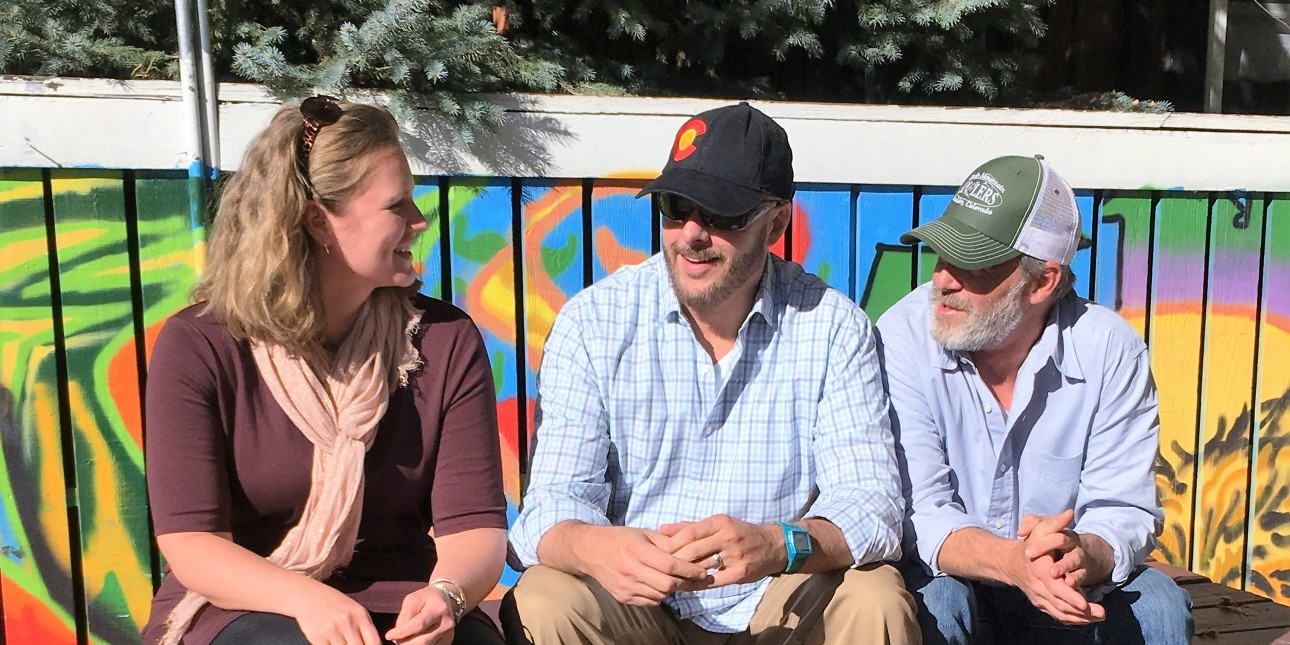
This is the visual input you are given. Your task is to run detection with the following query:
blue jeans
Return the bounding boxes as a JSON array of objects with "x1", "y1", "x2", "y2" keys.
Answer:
[{"x1": 900, "y1": 559, "x2": 1193, "y2": 645}]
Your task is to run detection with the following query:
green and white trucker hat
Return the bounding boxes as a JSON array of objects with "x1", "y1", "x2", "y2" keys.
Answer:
[{"x1": 900, "y1": 155, "x2": 1091, "y2": 270}]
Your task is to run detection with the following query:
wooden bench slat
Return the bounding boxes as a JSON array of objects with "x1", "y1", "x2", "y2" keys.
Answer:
[{"x1": 1191, "y1": 599, "x2": 1290, "y2": 634}]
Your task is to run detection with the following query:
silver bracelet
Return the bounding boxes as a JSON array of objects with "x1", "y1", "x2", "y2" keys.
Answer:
[{"x1": 429, "y1": 577, "x2": 466, "y2": 623}]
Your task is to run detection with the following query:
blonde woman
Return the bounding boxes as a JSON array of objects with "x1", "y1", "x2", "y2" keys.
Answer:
[{"x1": 141, "y1": 97, "x2": 507, "y2": 645}]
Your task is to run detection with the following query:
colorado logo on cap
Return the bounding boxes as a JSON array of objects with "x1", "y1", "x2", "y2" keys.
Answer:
[
  {"x1": 672, "y1": 118, "x2": 707, "y2": 162},
  {"x1": 952, "y1": 171, "x2": 1005, "y2": 215}
]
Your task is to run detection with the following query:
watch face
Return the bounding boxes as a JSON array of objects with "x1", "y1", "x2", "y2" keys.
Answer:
[{"x1": 791, "y1": 531, "x2": 811, "y2": 551}]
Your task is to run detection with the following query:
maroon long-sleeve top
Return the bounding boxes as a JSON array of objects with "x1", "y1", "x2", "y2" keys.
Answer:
[{"x1": 141, "y1": 295, "x2": 507, "y2": 644}]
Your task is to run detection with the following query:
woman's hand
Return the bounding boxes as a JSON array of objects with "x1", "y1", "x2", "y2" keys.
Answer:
[
  {"x1": 290, "y1": 584, "x2": 383, "y2": 645},
  {"x1": 383, "y1": 585, "x2": 457, "y2": 645}
]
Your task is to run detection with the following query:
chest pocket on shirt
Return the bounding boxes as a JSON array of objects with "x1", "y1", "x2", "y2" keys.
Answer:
[
  {"x1": 1021, "y1": 451, "x2": 1084, "y2": 484},
  {"x1": 1019, "y1": 451, "x2": 1083, "y2": 515}
]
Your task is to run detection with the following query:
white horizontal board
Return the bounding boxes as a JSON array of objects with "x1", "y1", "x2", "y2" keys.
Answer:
[{"x1": 4, "y1": 76, "x2": 1290, "y2": 191}]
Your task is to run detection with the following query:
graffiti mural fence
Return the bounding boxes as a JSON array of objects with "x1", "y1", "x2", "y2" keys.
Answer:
[{"x1": 2, "y1": 168, "x2": 1288, "y2": 643}]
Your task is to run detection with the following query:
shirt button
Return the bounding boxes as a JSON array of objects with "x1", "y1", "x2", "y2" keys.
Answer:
[
  {"x1": 984, "y1": 403, "x2": 994, "y2": 413},
  {"x1": 993, "y1": 520, "x2": 1003, "y2": 529}
]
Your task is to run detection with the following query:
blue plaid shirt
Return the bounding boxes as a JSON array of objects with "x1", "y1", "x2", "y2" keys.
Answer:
[{"x1": 510, "y1": 254, "x2": 903, "y2": 633}]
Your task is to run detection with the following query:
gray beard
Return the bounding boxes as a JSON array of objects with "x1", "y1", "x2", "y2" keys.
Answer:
[{"x1": 929, "y1": 277, "x2": 1029, "y2": 352}]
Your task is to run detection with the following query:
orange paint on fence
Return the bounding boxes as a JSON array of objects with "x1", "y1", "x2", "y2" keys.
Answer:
[
  {"x1": 3, "y1": 582, "x2": 77, "y2": 645},
  {"x1": 496, "y1": 397, "x2": 523, "y2": 503},
  {"x1": 107, "y1": 339, "x2": 143, "y2": 450},
  {"x1": 593, "y1": 227, "x2": 648, "y2": 275}
]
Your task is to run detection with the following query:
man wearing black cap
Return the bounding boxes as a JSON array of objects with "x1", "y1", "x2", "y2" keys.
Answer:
[
  {"x1": 877, "y1": 156, "x2": 1193, "y2": 643},
  {"x1": 503, "y1": 103, "x2": 916, "y2": 643}
]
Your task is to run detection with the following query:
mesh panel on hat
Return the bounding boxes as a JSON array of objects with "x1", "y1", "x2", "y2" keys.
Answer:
[{"x1": 1014, "y1": 162, "x2": 1080, "y2": 265}]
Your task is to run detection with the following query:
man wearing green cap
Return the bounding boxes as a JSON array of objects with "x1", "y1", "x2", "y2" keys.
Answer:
[{"x1": 877, "y1": 155, "x2": 1193, "y2": 643}]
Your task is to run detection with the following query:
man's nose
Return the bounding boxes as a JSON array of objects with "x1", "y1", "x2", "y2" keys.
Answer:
[
  {"x1": 931, "y1": 258, "x2": 960, "y2": 291},
  {"x1": 680, "y1": 216, "x2": 710, "y2": 243}
]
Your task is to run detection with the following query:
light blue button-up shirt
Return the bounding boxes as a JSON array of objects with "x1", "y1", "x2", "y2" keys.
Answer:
[
  {"x1": 510, "y1": 254, "x2": 903, "y2": 633},
  {"x1": 876, "y1": 283, "x2": 1162, "y2": 588}
]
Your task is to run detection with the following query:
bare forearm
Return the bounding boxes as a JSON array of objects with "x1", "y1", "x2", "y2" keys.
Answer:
[
  {"x1": 429, "y1": 528, "x2": 507, "y2": 610},
  {"x1": 157, "y1": 531, "x2": 334, "y2": 616},
  {"x1": 535, "y1": 520, "x2": 598, "y2": 576},
  {"x1": 797, "y1": 518, "x2": 857, "y2": 573},
  {"x1": 936, "y1": 527, "x2": 1024, "y2": 585}
]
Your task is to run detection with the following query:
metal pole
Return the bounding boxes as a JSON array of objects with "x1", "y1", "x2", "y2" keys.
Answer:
[
  {"x1": 173, "y1": 0, "x2": 206, "y2": 178},
  {"x1": 196, "y1": 0, "x2": 220, "y2": 175},
  {"x1": 174, "y1": 0, "x2": 210, "y2": 263},
  {"x1": 1205, "y1": 0, "x2": 1229, "y2": 113}
]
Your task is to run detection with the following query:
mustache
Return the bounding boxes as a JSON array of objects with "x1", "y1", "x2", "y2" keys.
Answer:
[
  {"x1": 670, "y1": 245, "x2": 724, "y2": 263},
  {"x1": 931, "y1": 288, "x2": 973, "y2": 313}
]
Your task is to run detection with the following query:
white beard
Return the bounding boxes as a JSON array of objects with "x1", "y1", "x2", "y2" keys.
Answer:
[{"x1": 929, "y1": 277, "x2": 1030, "y2": 352}]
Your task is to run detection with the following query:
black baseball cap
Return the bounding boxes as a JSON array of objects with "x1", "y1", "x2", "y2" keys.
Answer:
[{"x1": 637, "y1": 102, "x2": 794, "y2": 218}]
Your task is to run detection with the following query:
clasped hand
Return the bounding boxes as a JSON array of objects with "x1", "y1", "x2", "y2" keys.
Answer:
[
  {"x1": 1012, "y1": 508, "x2": 1106, "y2": 625},
  {"x1": 293, "y1": 582, "x2": 455, "y2": 645},
  {"x1": 581, "y1": 514, "x2": 784, "y2": 607}
]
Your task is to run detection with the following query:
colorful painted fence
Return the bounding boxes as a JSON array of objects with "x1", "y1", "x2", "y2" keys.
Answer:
[{"x1": 1, "y1": 169, "x2": 1288, "y2": 643}]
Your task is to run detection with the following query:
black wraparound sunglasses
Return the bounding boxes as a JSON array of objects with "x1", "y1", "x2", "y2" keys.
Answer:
[{"x1": 658, "y1": 193, "x2": 784, "y2": 232}]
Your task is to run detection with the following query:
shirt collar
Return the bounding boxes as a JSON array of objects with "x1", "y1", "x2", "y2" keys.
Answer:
[
  {"x1": 934, "y1": 290, "x2": 1085, "y2": 380},
  {"x1": 1046, "y1": 291, "x2": 1085, "y2": 380}
]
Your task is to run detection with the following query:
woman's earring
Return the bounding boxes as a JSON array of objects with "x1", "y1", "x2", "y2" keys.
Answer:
[{"x1": 324, "y1": 244, "x2": 331, "y2": 255}]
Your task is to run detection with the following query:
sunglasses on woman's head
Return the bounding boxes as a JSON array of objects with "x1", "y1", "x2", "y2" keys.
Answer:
[
  {"x1": 658, "y1": 193, "x2": 783, "y2": 232},
  {"x1": 297, "y1": 95, "x2": 342, "y2": 197},
  {"x1": 299, "y1": 95, "x2": 342, "y2": 156}
]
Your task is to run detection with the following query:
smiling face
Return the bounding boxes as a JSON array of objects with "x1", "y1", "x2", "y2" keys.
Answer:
[
  {"x1": 661, "y1": 199, "x2": 787, "y2": 313},
  {"x1": 928, "y1": 256, "x2": 1033, "y2": 352},
  {"x1": 316, "y1": 146, "x2": 427, "y2": 295}
]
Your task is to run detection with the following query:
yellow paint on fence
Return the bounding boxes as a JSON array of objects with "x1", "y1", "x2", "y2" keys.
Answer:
[
  {"x1": 66, "y1": 381, "x2": 153, "y2": 627},
  {"x1": 31, "y1": 376, "x2": 73, "y2": 576},
  {"x1": 1151, "y1": 312, "x2": 1204, "y2": 566}
]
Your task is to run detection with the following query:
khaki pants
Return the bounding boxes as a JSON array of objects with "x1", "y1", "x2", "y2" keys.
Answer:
[{"x1": 500, "y1": 563, "x2": 920, "y2": 644}]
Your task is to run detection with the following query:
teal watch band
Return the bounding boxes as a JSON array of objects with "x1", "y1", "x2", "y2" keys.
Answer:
[{"x1": 776, "y1": 521, "x2": 812, "y2": 574}]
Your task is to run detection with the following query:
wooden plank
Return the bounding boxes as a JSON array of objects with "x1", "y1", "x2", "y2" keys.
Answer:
[
  {"x1": 1149, "y1": 558, "x2": 1211, "y2": 585},
  {"x1": 1150, "y1": 193, "x2": 1210, "y2": 570},
  {"x1": 411, "y1": 176, "x2": 442, "y2": 299},
  {"x1": 446, "y1": 178, "x2": 521, "y2": 600},
  {"x1": 791, "y1": 184, "x2": 854, "y2": 299},
  {"x1": 1186, "y1": 582, "x2": 1275, "y2": 609},
  {"x1": 49, "y1": 170, "x2": 153, "y2": 644},
  {"x1": 1193, "y1": 193, "x2": 1264, "y2": 590},
  {"x1": 1071, "y1": 190, "x2": 1096, "y2": 300},
  {"x1": 916, "y1": 188, "x2": 953, "y2": 285},
  {"x1": 131, "y1": 172, "x2": 208, "y2": 606},
  {"x1": 132, "y1": 172, "x2": 206, "y2": 360},
  {"x1": 1192, "y1": 598, "x2": 1290, "y2": 635},
  {"x1": 1248, "y1": 195, "x2": 1290, "y2": 604},
  {"x1": 1195, "y1": 626, "x2": 1290, "y2": 644},
  {"x1": 1093, "y1": 191, "x2": 1152, "y2": 338},
  {"x1": 518, "y1": 178, "x2": 584, "y2": 470},
  {"x1": 855, "y1": 187, "x2": 916, "y2": 319},
  {"x1": 589, "y1": 180, "x2": 651, "y2": 283},
  {"x1": 0, "y1": 169, "x2": 79, "y2": 644}
]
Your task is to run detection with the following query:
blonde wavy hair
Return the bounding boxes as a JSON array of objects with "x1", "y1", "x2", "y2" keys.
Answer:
[{"x1": 192, "y1": 100, "x2": 410, "y2": 355}]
